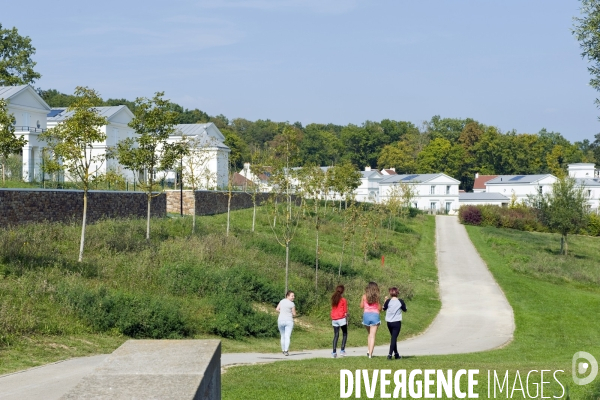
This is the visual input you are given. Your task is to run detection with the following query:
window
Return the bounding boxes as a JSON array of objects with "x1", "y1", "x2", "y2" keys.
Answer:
[
  {"x1": 538, "y1": 186, "x2": 543, "y2": 194},
  {"x1": 430, "y1": 202, "x2": 437, "y2": 211},
  {"x1": 588, "y1": 190, "x2": 592, "y2": 197},
  {"x1": 430, "y1": 185, "x2": 435, "y2": 195},
  {"x1": 446, "y1": 185, "x2": 451, "y2": 195},
  {"x1": 445, "y1": 202, "x2": 451, "y2": 213}
]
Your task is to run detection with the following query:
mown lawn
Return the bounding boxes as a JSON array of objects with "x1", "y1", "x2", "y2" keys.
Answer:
[
  {"x1": 0, "y1": 204, "x2": 439, "y2": 374},
  {"x1": 221, "y1": 225, "x2": 600, "y2": 399}
]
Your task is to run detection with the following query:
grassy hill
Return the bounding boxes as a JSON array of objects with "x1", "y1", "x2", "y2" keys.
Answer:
[
  {"x1": 221, "y1": 225, "x2": 600, "y2": 399},
  {"x1": 0, "y1": 205, "x2": 439, "y2": 374}
]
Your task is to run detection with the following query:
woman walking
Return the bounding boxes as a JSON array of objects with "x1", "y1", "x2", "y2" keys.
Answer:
[
  {"x1": 360, "y1": 282, "x2": 381, "y2": 358},
  {"x1": 330, "y1": 285, "x2": 348, "y2": 358},
  {"x1": 276, "y1": 291, "x2": 296, "y2": 356},
  {"x1": 383, "y1": 286, "x2": 407, "y2": 360}
]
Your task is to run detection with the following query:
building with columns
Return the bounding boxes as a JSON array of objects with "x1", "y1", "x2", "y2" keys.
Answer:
[{"x1": 0, "y1": 85, "x2": 51, "y2": 181}]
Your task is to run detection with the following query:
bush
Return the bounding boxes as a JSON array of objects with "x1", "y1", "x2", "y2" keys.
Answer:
[
  {"x1": 205, "y1": 294, "x2": 278, "y2": 339},
  {"x1": 587, "y1": 213, "x2": 600, "y2": 236},
  {"x1": 459, "y1": 204, "x2": 546, "y2": 232},
  {"x1": 459, "y1": 206, "x2": 482, "y2": 225},
  {"x1": 58, "y1": 284, "x2": 192, "y2": 339}
]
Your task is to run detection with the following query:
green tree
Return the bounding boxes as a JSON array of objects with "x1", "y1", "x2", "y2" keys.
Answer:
[
  {"x1": 0, "y1": 99, "x2": 27, "y2": 183},
  {"x1": 0, "y1": 24, "x2": 41, "y2": 85},
  {"x1": 573, "y1": 0, "x2": 600, "y2": 107},
  {"x1": 329, "y1": 161, "x2": 361, "y2": 209},
  {"x1": 39, "y1": 87, "x2": 108, "y2": 262},
  {"x1": 378, "y1": 140, "x2": 418, "y2": 174},
  {"x1": 221, "y1": 128, "x2": 249, "y2": 170},
  {"x1": 297, "y1": 165, "x2": 326, "y2": 290},
  {"x1": 417, "y1": 138, "x2": 465, "y2": 179},
  {"x1": 267, "y1": 126, "x2": 303, "y2": 293},
  {"x1": 533, "y1": 177, "x2": 589, "y2": 255},
  {"x1": 110, "y1": 92, "x2": 181, "y2": 240}
]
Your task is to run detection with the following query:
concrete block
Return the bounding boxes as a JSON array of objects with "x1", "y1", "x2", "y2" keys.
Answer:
[{"x1": 60, "y1": 340, "x2": 221, "y2": 400}]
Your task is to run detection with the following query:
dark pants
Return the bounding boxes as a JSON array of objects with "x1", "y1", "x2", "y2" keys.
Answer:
[
  {"x1": 387, "y1": 321, "x2": 402, "y2": 356},
  {"x1": 333, "y1": 325, "x2": 348, "y2": 352}
]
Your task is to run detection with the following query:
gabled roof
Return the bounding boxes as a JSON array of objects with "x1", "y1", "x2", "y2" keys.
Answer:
[
  {"x1": 576, "y1": 178, "x2": 600, "y2": 187},
  {"x1": 473, "y1": 175, "x2": 497, "y2": 189},
  {"x1": 380, "y1": 173, "x2": 460, "y2": 184},
  {"x1": 486, "y1": 174, "x2": 555, "y2": 185},
  {"x1": 0, "y1": 85, "x2": 51, "y2": 110},
  {"x1": 459, "y1": 192, "x2": 510, "y2": 201},
  {"x1": 48, "y1": 105, "x2": 134, "y2": 122},
  {"x1": 231, "y1": 172, "x2": 254, "y2": 187},
  {"x1": 175, "y1": 123, "x2": 226, "y2": 142},
  {"x1": 361, "y1": 170, "x2": 382, "y2": 179}
]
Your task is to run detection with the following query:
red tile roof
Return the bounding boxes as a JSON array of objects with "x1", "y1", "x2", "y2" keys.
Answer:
[
  {"x1": 473, "y1": 175, "x2": 498, "y2": 189},
  {"x1": 231, "y1": 172, "x2": 254, "y2": 187}
]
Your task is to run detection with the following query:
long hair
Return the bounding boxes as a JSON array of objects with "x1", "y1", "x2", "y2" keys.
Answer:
[
  {"x1": 331, "y1": 285, "x2": 345, "y2": 307},
  {"x1": 365, "y1": 282, "x2": 380, "y2": 304}
]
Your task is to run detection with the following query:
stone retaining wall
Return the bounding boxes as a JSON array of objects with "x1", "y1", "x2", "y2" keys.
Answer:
[
  {"x1": 0, "y1": 189, "x2": 166, "y2": 227},
  {"x1": 194, "y1": 190, "x2": 271, "y2": 216}
]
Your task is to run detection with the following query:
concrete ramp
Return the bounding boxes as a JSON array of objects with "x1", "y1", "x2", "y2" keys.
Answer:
[{"x1": 60, "y1": 340, "x2": 221, "y2": 400}]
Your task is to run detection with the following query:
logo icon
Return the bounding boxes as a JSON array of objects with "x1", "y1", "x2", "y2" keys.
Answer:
[{"x1": 572, "y1": 351, "x2": 598, "y2": 386}]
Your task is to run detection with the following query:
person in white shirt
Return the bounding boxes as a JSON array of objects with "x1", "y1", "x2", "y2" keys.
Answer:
[{"x1": 276, "y1": 291, "x2": 296, "y2": 356}]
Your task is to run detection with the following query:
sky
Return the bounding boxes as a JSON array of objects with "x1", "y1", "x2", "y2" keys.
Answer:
[{"x1": 2, "y1": 0, "x2": 599, "y2": 142}]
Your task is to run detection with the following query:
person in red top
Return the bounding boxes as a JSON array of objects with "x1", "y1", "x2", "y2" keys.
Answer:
[{"x1": 330, "y1": 285, "x2": 348, "y2": 358}]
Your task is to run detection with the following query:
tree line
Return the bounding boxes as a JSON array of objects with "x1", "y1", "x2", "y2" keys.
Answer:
[{"x1": 38, "y1": 89, "x2": 600, "y2": 191}]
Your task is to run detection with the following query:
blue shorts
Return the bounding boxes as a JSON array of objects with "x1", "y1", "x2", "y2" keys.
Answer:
[
  {"x1": 362, "y1": 312, "x2": 381, "y2": 326},
  {"x1": 332, "y1": 318, "x2": 347, "y2": 327}
]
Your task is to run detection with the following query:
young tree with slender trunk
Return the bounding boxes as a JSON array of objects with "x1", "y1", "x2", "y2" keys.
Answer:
[
  {"x1": 298, "y1": 165, "x2": 326, "y2": 290},
  {"x1": 246, "y1": 149, "x2": 271, "y2": 233},
  {"x1": 181, "y1": 135, "x2": 217, "y2": 234},
  {"x1": 267, "y1": 126, "x2": 302, "y2": 294},
  {"x1": 39, "y1": 87, "x2": 107, "y2": 262},
  {"x1": 109, "y1": 92, "x2": 181, "y2": 240},
  {"x1": 0, "y1": 99, "x2": 27, "y2": 184}
]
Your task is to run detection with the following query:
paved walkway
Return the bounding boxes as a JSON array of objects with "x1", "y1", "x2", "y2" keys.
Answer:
[{"x1": 0, "y1": 216, "x2": 514, "y2": 400}]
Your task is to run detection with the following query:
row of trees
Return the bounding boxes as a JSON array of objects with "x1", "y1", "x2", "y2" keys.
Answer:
[{"x1": 40, "y1": 88, "x2": 600, "y2": 192}]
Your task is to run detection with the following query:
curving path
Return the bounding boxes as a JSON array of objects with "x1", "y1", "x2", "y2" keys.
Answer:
[{"x1": 0, "y1": 216, "x2": 514, "y2": 400}]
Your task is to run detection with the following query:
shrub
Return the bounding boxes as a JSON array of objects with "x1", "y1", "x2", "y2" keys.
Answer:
[
  {"x1": 205, "y1": 294, "x2": 278, "y2": 339},
  {"x1": 587, "y1": 213, "x2": 600, "y2": 236},
  {"x1": 58, "y1": 284, "x2": 192, "y2": 339},
  {"x1": 459, "y1": 206, "x2": 482, "y2": 225}
]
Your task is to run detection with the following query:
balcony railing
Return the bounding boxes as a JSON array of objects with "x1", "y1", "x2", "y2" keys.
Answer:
[{"x1": 14, "y1": 126, "x2": 47, "y2": 133}]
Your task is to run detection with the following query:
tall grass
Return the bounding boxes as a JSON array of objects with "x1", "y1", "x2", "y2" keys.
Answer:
[{"x1": 0, "y1": 205, "x2": 439, "y2": 373}]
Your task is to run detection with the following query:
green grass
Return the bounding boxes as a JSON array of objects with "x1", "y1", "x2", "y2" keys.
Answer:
[
  {"x1": 0, "y1": 205, "x2": 439, "y2": 374},
  {"x1": 221, "y1": 225, "x2": 600, "y2": 399}
]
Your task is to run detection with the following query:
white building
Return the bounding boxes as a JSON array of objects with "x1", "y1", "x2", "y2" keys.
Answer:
[
  {"x1": 568, "y1": 163, "x2": 600, "y2": 209},
  {"x1": 165, "y1": 123, "x2": 230, "y2": 189},
  {"x1": 459, "y1": 192, "x2": 510, "y2": 207},
  {"x1": 355, "y1": 167, "x2": 384, "y2": 202},
  {"x1": 239, "y1": 163, "x2": 273, "y2": 192},
  {"x1": 0, "y1": 85, "x2": 52, "y2": 181},
  {"x1": 47, "y1": 106, "x2": 137, "y2": 182},
  {"x1": 378, "y1": 173, "x2": 460, "y2": 213},
  {"x1": 484, "y1": 174, "x2": 557, "y2": 204}
]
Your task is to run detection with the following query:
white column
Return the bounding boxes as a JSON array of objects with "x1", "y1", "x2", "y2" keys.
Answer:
[{"x1": 22, "y1": 145, "x2": 32, "y2": 182}]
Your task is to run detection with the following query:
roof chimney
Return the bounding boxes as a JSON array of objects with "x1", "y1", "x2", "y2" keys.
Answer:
[
  {"x1": 475, "y1": 172, "x2": 479, "y2": 178},
  {"x1": 365, "y1": 166, "x2": 371, "y2": 172},
  {"x1": 390, "y1": 167, "x2": 395, "y2": 172}
]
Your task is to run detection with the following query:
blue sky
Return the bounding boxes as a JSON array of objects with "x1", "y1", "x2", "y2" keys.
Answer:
[{"x1": 3, "y1": 0, "x2": 599, "y2": 141}]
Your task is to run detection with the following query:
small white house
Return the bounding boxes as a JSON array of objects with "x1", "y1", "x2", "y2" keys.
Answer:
[
  {"x1": 0, "y1": 85, "x2": 52, "y2": 181},
  {"x1": 459, "y1": 192, "x2": 510, "y2": 207},
  {"x1": 47, "y1": 106, "x2": 137, "y2": 182},
  {"x1": 485, "y1": 174, "x2": 557, "y2": 204},
  {"x1": 378, "y1": 173, "x2": 460, "y2": 213},
  {"x1": 165, "y1": 123, "x2": 230, "y2": 189}
]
